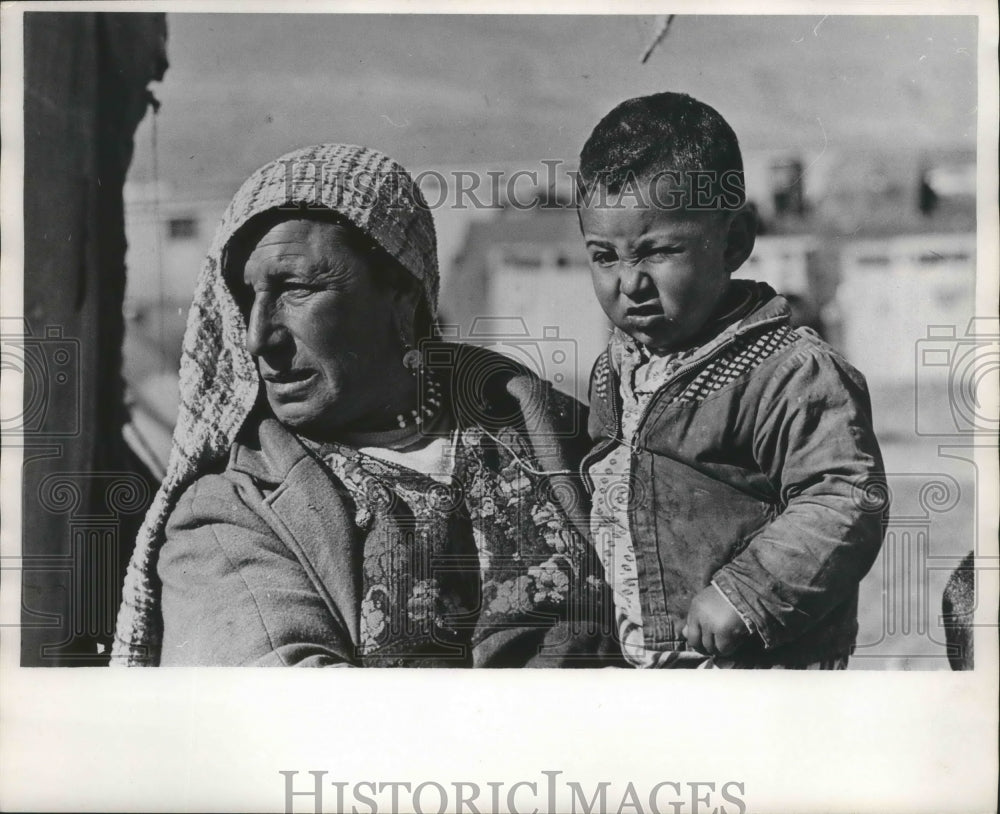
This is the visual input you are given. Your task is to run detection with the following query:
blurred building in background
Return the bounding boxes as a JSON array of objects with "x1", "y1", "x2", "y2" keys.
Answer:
[
  {"x1": 120, "y1": 183, "x2": 227, "y2": 477},
  {"x1": 443, "y1": 201, "x2": 611, "y2": 404}
]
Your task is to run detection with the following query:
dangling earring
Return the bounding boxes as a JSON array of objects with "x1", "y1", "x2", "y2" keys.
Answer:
[
  {"x1": 402, "y1": 345, "x2": 423, "y2": 376},
  {"x1": 401, "y1": 330, "x2": 423, "y2": 377}
]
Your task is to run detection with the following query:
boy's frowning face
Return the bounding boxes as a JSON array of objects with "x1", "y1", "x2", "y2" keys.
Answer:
[{"x1": 579, "y1": 179, "x2": 753, "y2": 353}]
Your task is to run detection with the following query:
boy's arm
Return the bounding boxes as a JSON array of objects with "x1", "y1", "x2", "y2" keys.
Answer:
[{"x1": 709, "y1": 345, "x2": 888, "y2": 651}]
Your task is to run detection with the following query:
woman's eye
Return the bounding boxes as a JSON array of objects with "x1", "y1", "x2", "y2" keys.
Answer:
[
  {"x1": 278, "y1": 283, "x2": 317, "y2": 297},
  {"x1": 591, "y1": 252, "x2": 617, "y2": 267}
]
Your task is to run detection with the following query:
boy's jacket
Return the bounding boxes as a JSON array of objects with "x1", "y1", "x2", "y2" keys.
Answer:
[{"x1": 585, "y1": 286, "x2": 888, "y2": 666}]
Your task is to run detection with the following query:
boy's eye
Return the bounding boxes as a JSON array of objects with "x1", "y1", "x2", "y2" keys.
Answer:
[
  {"x1": 645, "y1": 246, "x2": 683, "y2": 260},
  {"x1": 591, "y1": 252, "x2": 618, "y2": 268}
]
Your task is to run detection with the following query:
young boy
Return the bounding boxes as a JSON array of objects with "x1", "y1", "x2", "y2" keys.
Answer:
[{"x1": 577, "y1": 92, "x2": 887, "y2": 668}]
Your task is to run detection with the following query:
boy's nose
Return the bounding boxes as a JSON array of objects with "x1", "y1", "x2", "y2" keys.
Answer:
[{"x1": 619, "y1": 264, "x2": 653, "y2": 299}]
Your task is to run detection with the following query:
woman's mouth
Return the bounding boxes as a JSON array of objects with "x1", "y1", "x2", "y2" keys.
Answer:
[{"x1": 261, "y1": 369, "x2": 317, "y2": 394}]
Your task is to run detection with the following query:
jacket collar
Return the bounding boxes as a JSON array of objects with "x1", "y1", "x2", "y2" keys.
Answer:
[
  {"x1": 610, "y1": 281, "x2": 791, "y2": 376},
  {"x1": 730, "y1": 282, "x2": 791, "y2": 336},
  {"x1": 229, "y1": 409, "x2": 310, "y2": 484},
  {"x1": 228, "y1": 410, "x2": 363, "y2": 647}
]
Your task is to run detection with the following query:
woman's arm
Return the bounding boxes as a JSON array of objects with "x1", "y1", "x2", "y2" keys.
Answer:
[{"x1": 158, "y1": 474, "x2": 356, "y2": 666}]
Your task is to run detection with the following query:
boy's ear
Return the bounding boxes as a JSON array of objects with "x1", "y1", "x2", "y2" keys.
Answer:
[{"x1": 723, "y1": 208, "x2": 758, "y2": 274}]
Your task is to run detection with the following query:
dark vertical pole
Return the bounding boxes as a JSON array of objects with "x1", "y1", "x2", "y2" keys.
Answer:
[{"x1": 20, "y1": 12, "x2": 167, "y2": 665}]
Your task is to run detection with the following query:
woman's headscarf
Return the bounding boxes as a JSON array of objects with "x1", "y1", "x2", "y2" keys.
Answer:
[{"x1": 113, "y1": 144, "x2": 439, "y2": 665}]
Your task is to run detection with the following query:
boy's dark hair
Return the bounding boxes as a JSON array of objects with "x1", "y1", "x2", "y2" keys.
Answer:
[{"x1": 578, "y1": 92, "x2": 746, "y2": 211}]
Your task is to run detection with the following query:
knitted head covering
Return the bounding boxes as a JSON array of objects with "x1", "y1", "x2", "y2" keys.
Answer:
[{"x1": 112, "y1": 144, "x2": 439, "y2": 665}]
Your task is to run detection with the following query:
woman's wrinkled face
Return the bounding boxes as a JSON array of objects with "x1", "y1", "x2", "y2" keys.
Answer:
[{"x1": 235, "y1": 218, "x2": 411, "y2": 436}]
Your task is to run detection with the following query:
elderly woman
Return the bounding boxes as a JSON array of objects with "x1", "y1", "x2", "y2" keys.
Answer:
[{"x1": 113, "y1": 144, "x2": 620, "y2": 667}]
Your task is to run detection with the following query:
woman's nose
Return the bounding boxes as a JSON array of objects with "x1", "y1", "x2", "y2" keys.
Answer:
[{"x1": 245, "y1": 298, "x2": 286, "y2": 357}]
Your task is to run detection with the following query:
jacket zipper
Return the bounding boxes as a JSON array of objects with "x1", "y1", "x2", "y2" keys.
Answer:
[
  {"x1": 579, "y1": 362, "x2": 622, "y2": 490},
  {"x1": 631, "y1": 338, "x2": 735, "y2": 443}
]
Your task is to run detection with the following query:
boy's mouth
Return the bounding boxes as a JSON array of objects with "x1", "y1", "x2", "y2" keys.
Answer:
[{"x1": 625, "y1": 302, "x2": 663, "y2": 318}]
